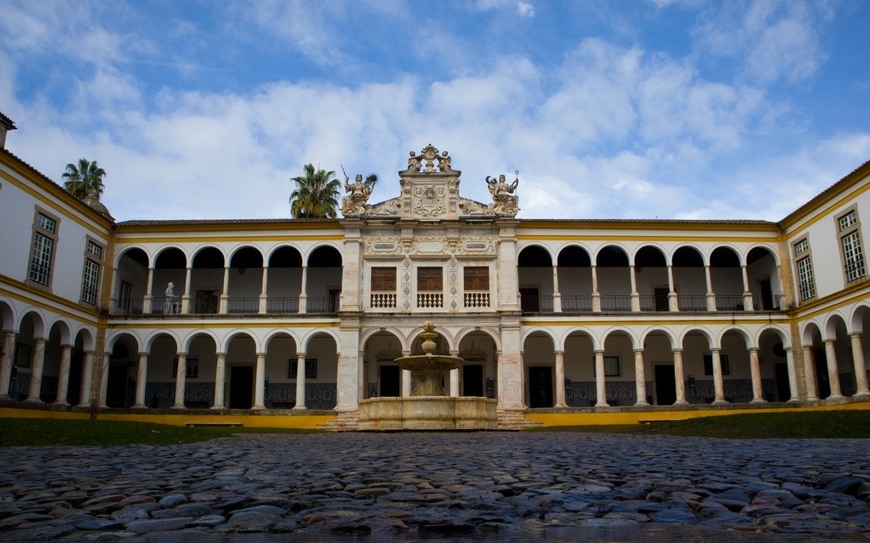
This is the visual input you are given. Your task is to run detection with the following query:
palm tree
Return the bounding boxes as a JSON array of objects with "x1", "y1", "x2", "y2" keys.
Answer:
[
  {"x1": 289, "y1": 164, "x2": 341, "y2": 218},
  {"x1": 62, "y1": 158, "x2": 107, "y2": 199}
]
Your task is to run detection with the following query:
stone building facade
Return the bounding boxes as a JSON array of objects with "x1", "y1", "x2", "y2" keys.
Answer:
[{"x1": 1, "y1": 117, "x2": 868, "y2": 427}]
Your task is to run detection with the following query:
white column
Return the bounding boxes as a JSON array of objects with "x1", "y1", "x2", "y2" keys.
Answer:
[
  {"x1": 667, "y1": 265, "x2": 679, "y2": 311},
  {"x1": 293, "y1": 352, "x2": 307, "y2": 410},
  {"x1": 25, "y1": 338, "x2": 46, "y2": 402},
  {"x1": 53, "y1": 344, "x2": 73, "y2": 405},
  {"x1": 253, "y1": 352, "x2": 266, "y2": 409},
  {"x1": 0, "y1": 331, "x2": 16, "y2": 399},
  {"x1": 741, "y1": 265, "x2": 753, "y2": 311},
  {"x1": 98, "y1": 352, "x2": 110, "y2": 408},
  {"x1": 133, "y1": 352, "x2": 148, "y2": 408},
  {"x1": 590, "y1": 265, "x2": 601, "y2": 312},
  {"x1": 633, "y1": 349, "x2": 648, "y2": 406},
  {"x1": 824, "y1": 339, "x2": 843, "y2": 399},
  {"x1": 77, "y1": 351, "x2": 94, "y2": 407},
  {"x1": 594, "y1": 350, "x2": 608, "y2": 407},
  {"x1": 402, "y1": 369, "x2": 412, "y2": 397},
  {"x1": 749, "y1": 347, "x2": 766, "y2": 403},
  {"x1": 673, "y1": 348, "x2": 688, "y2": 405},
  {"x1": 109, "y1": 265, "x2": 120, "y2": 313},
  {"x1": 172, "y1": 353, "x2": 187, "y2": 409},
  {"x1": 711, "y1": 348, "x2": 727, "y2": 404},
  {"x1": 785, "y1": 347, "x2": 799, "y2": 402},
  {"x1": 219, "y1": 266, "x2": 229, "y2": 314},
  {"x1": 554, "y1": 350, "x2": 567, "y2": 407},
  {"x1": 298, "y1": 266, "x2": 308, "y2": 313},
  {"x1": 181, "y1": 267, "x2": 192, "y2": 313},
  {"x1": 359, "y1": 351, "x2": 367, "y2": 401},
  {"x1": 143, "y1": 267, "x2": 154, "y2": 313},
  {"x1": 705, "y1": 264, "x2": 716, "y2": 311},
  {"x1": 212, "y1": 352, "x2": 226, "y2": 409},
  {"x1": 629, "y1": 265, "x2": 640, "y2": 312},
  {"x1": 450, "y1": 368, "x2": 460, "y2": 397},
  {"x1": 259, "y1": 266, "x2": 269, "y2": 314},
  {"x1": 552, "y1": 265, "x2": 561, "y2": 313},
  {"x1": 802, "y1": 346, "x2": 818, "y2": 401},
  {"x1": 850, "y1": 333, "x2": 869, "y2": 397}
]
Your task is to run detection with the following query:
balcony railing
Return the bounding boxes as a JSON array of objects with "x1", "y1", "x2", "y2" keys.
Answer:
[
  {"x1": 417, "y1": 292, "x2": 443, "y2": 309},
  {"x1": 267, "y1": 297, "x2": 299, "y2": 313},
  {"x1": 599, "y1": 295, "x2": 632, "y2": 312},
  {"x1": 306, "y1": 297, "x2": 339, "y2": 314},
  {"x1": 464, "y1": 291, "x2": 490, "y2": 308},
  {"x1": 371, "y1": 293, "x2": 397, "y2": 309},
  {"x1": 151, "y1": 296, "x2": 180, "y2": 315},
  {"x1": 561, "y1": 296, "x2": 592, "y2": 312},
  {"x1": 715, "y1": 295, "x2": 745, "y2": 311},
  {"x1": 678, "y1": 295, "x2": 709, "y2": 311},
  {"x1": 227, "y1": 297, "x2": 260, "y2": 314}
]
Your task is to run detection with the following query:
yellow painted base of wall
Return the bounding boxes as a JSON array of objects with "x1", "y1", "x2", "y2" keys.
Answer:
[
  {"x1": 0, "y1": 407, "x2": 336, "y2": 429},
  {"x1": 525, "y1": 400, "x2": 870, "y2": 427}
]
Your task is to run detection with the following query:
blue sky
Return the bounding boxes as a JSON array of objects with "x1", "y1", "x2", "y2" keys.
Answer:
[{"x1": 1, "y1": 0, "x2": 869, "y2": 222}]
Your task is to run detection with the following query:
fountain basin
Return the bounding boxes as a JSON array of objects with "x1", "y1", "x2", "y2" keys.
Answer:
[{"x1": 358, "y1": 396, "x2": 497, "y2": 431}]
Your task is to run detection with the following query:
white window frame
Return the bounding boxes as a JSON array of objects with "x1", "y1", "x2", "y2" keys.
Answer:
[
  {"x1": 836, "y1": 207, "x2": 865, "y2": 284},
  {"x1": 792, "y1": 236, "x2": 816, "y2": 302},
  {"x1": 81, "y1": 238, "x2": 105, "y2": 306},
  {"x1": 27, "y1": 208, "x2": 60, "y2": 289}
]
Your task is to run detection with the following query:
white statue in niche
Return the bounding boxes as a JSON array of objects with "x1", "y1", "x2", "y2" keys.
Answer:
[
  {"x1": 486, "y1": 171, "x2": 520, "y2": 215},
  {"x1": 164, "y1": 282, "x2": 176, "y2": 314}
]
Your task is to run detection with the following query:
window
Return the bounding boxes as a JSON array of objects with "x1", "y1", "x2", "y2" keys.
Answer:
[
  {"x1": 792, "y1": 237, "x2": 816, "y2": 301},
  {"x1": 289, "y1": 358, "x2": 317, "y2": 379},
  {"x1": 836, "y1": 209, "x2": 865, "y2": 283},
  {"x1": 28, "y1": 210, "x2": 59, "y2": 287},
  {"x1": 703, "y1": 354, "x2": 730, "y2": 376},
  {"x1": 593, "y1": 356, "x2": 620, "y2": 377},
  {"x1": 417, "y1": 267, "x2": 443, "y2": 291},
  {"x1": 81, "y1": 240, "x2": 104, "y2": 305},
  {"x1": 464, "y1": 267, "x2": 489, "y2": 291},
  {"x1": 371, "y1": 267, "x2": 396, "y2": 291},
  {"x1": 119, "y1": 281, "x2": 132, "y2": 313}
]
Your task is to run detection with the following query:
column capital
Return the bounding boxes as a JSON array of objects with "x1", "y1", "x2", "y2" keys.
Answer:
[
  {"x1": 593, "y1": 349, "x2": 605, "y2": 355},
  {"x1": 671, "y1": 348, "x2": 683, "y2": 354},
  {"x1": 849, "y1": 331, "x2": 863, "y2": 338},
  {"x1": 748, "y1": 346, "x2": 759, "y2": 353},
  {"x1": 710, "y1": 347, "x2": 721, "y2": 353},
  {"x1": 633, "y1": 348, "x2": 644, "y2": 354},
  {"x1": 176, "y1": 351, "x2": 188, "y2": 357},
  {"x1": 554, "y1": 350, "x2": 565, "y2": 355}
]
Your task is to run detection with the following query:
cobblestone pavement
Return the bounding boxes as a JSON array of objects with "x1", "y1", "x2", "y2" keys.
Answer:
[{"x1": 1, "y1": 432, "x2": 869, "y2": 542}]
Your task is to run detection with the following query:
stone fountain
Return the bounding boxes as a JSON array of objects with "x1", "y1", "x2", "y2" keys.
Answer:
[{"x1": 358, "y1": 322, "x2": 498, "y2": 431}]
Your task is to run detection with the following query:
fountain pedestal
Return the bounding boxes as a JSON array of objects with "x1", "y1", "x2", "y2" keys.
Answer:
[{"x1": 358, "y1": 322, "x2": 498, "y2": 431}]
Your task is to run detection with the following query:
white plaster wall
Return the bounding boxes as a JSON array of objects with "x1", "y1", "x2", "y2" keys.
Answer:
[{"x1": 0, "y1": 171, "x2": 35, "y2": 281}]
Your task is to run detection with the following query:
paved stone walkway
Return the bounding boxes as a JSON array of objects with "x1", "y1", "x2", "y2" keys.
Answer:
[{"x1": 0, "y1": 432, "x2": 869, "y2": 542}]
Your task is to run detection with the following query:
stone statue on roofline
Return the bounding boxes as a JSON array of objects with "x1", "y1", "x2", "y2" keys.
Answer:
[
  {"x1": 486, "y1": 171, "x2": 520, "y2": 216},
  {"x1": 341, "y1": 170, "x2": 378, "y2": 216}
]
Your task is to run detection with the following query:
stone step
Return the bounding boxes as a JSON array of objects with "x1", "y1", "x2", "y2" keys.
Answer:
[
  {"x1": 318, "y1": 412, "x2": 360, "y2": 432},
  {"x1": 496, "y1": 409, "x2": 543, "y2": 430}
]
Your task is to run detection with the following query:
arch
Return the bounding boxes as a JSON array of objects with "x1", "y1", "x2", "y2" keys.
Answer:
[
  {"x1": 181, "y1": 329, "x2": 222, "y2": 353},
  {"x1": 72, "y1": 327, "x2": 96, "y2": 351},
  {"x1": 144, "y1": 330, "x2": 181, "y2": 352},
  {"x1": 717, "y1": 326, "x2": 754, "y2": 349},
  {"x1": 800, "y1": 320, "x2": 823, "y2": 347},
  {"x1": 47, "y1": 318, "x2": 73, "y2": 345},
  {"x1": 756, "y1": 325, "x2": 791, "y2": 347},
  {"x1": 709, "y1": 245, "x2": 743, "y2": 267},
  {"x1": 672, "y1": 245, "x2": 705, "y2": 267},
  {"x1": 361, "y1": 327, "x2": 409, "y2": 352},
  {"x1": 556, "y1": 245, "x2": 591, "y2": 267},
  {"x1": 634, "y1": 245, "x2": 667, "y2": 267},
  {"x1": 307, "y1": 244, "x2": 343, "y2": 267},
  {"x1": 747, "y1": 245, "x2": 779, "y2": 267},
  {"x1": 679, "y1": 327, "x2": 716, "y2": 349},
  {"x1": 222, "y1": 330, "x2": 260, "y2": 353},
  {"x1": 114, "y1": 246, "x2": 149, "y2": 269},
  {"x1": 192, "y1": 245, "x2": 226, "y2": 268},
  {"x1": 600, "y1": 327, "x2": 640, "y2": 350},
  {"x1": 595, "y1": 245, "x2": 630, "y2": 267},
  {"x1": 560, "y1": 327, "x2": 600, "y2": 351},
  {"x1": 229, "y1": 245, "x2": 264, "y2": 269},
  {"x1": 520, "y1": 327, "x2": 559, "y2": 348},
  {"x1": 105, "y1": 331, "x2": 142, "y2": 354},
  {"x1": 19, "y1": 310, "x2": 47, "y2": 339},
  {"x1": 0, "y1": 298, "x2": 17, "y2": 332},
  {"x1": 153, "y1": 246, "x2": 188, "y2": 269},
  {"x1": 639, "y1": 327, "x2": 678, "y2": 350},
  {"x1": 409, "y1": 327, "x2": 455, "y2": 353},
  {"x1": 301, "y1": 329, "x2": 341, "y2": 352},
  {"x1": 263, "y1": 329, "x2": 301, "y2": 350},
  {"x1": 268, "y1": 245, "x2": 303, "y2": 268},
  {"x1": 824, "y1": 312, "x2": 849, "y2": 341},
  {"x1": 518, "y1": 245, "x2": 554, "y2": 267},
  {"x1": 851, "y1": 303, "x2": 870, "y2": 333},
  {"x1": 454, "y1": 327, "x2": 502, "y2": 352}
]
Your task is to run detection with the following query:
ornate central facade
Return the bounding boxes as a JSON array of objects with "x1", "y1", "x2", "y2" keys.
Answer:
[{"x1": 1, "y1": 118, "x2": 869, "y2": 429}]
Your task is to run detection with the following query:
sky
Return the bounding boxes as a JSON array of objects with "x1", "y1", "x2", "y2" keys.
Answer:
[{"x1": 1, "y1": 0, "x2": 869, "y2": 222}]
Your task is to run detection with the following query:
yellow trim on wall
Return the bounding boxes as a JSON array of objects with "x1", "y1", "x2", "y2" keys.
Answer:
[
  {"x1": 791, "y1": 287, "x2": 870, "y2": 321},
  {"x1": 0, "y1": 281, "x2": 103, "y2": 326},
  {"x1": 517, "y1": 221, "x2": 777, "y2": 233},
  {"x1": 116, "y1": 221, "x2": 342, "y2": 234},
  {"x1": 0, "y1": 168, "x2": 113, "y2": 237},
  {"x1": 108, "y1": 320, "x2": 340, "y2": 330},
  {"x1": 522, "y1": 317, "x2": 790, "y2": 328},
  {"x1": 780, "y1": 167, "x2": 870, "y2": 232},
  {"x1": 516, "y1": 234, "x2": 777, "y2": 243},
  {"x1": 117, "y1": 234, "x2": 343, "y2": 244}
]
